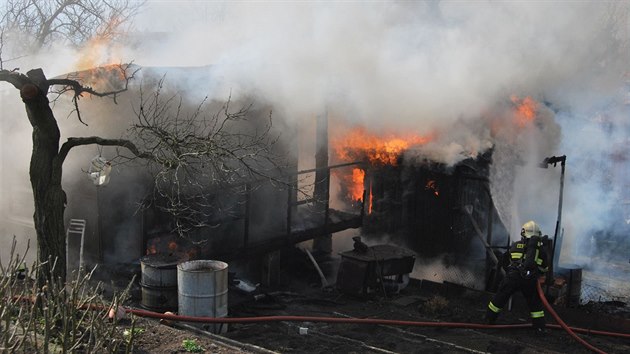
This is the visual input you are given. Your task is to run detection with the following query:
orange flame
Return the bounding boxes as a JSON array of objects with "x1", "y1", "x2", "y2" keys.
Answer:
[
  {"x1": 75, "y1": 35, "x2": 123, "y2": 71},
  {"x1": 351, "y1": 168, "x2": 365, "y2": 202},
  {"x1": 368, "y1": 182, "x2": 373, "y2": 214},
  {"x1": 511, "y1": 95, "x2": 537, "y2": 127},
  {"x1": 332, "y1": 126, "x2": 431, "y2": 212},
  {"x1": 425, "y1": 179, "x2": 439, "y2": 197},
  {"x1": 67, "y1": 64, "x2": 129, "y2": 96},
  {"x1": 341, "y1": 167, "x2": 373, "y2": 213},
  {"x1": 333, "y1": 127, "x2": 433, "y2": 166},
  {"x1": 69, "y1": 34, "x2": 129, "y2": 94}
]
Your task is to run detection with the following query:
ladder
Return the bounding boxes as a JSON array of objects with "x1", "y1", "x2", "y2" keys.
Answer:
[{"x1": 67, "y1": 219, "x2": 87, "y2": 269}]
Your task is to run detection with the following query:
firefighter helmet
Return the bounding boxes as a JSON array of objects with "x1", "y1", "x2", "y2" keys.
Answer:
[{"x1": 521, "y1": 220, "x2": 542, "y2": 238}]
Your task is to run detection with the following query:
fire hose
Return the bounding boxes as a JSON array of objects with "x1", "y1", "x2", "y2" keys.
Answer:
[
  {"x1": 15, "y1": 291, "x2": 629, "y2": 353},
  {"x1": 535, "y1": 279, "x2": 607, "y2": 354},
  {"x1": 123, "y1": 295, "x2": 629, "y2": 354},
  {"x1": 124, "y1": 306, "x2": 630, "y2": 338}
]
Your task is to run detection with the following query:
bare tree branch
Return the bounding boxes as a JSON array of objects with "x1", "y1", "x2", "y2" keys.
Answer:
[
  {"x1": 57, "y1": 136, "x2": 153, "y2": 167},
  {"x1": 48, "y1": 62, "x2": 140, "y2": 125},
  {"x1": 0, "y1": 67, "x2": 29, "y2": 88},
  {"x1": 127, "y1": 80, "x2": 287, "y2": 236},
  {"x1": 1, "y1": 0, "x2": 145, "y2": 53}
]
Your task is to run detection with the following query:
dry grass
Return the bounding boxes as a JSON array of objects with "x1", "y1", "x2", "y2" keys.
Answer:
[{"x1": 420, "y1": 295, "x2": 449, "y2": 315}]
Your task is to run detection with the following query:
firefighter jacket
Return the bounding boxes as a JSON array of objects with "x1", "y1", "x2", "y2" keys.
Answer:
[{"x1": 501, "y1": 237, "x2": 549, "y2": 277}]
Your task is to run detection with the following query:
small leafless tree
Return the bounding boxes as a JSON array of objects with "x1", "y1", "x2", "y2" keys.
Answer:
[
  {"x1": 126, "y1": 79, "x2": 283, "y2": 237},
  {"x1": 0, "y1": 0, "x2": 144, "y2": 53}
]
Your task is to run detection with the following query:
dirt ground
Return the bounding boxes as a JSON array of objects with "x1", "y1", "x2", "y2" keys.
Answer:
[
  {"x1": 121, "y1": 252, "x2": 630, "y2": 354},
  {"x1": 127, "y1": 317, "x2": 255, "y2": 354}
]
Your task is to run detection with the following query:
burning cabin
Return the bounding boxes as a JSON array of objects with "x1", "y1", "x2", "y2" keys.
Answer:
[
  {"x1": 331, "y1": 126, "x2": 511, "y2": 291},
  {"x1": 0, "y1": 63, "x2": 537, "y2": 296}
]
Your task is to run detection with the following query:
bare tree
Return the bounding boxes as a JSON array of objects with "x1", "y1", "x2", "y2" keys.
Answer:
[
  {"x1": 0, "y1": 0, "x2": 147, "y2": 281},
  {"x1": 0, "y1": 0, "x2": 144, "y2": 53},
  {"x1": 127, "y1": 79, "x2": 283, "y2": 237},
  {"x1": 0, "y1": 65, "x2": 142, "y2": 281},
  {"x1": 0, "y1": 63, "x2": 284, "y2": 282}
]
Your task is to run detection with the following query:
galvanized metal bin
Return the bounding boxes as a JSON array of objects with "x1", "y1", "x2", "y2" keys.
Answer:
[{"x1": 177, "y1": 260, "x2": 229, "y2": 334}]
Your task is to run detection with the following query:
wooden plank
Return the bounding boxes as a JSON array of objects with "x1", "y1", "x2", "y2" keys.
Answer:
[{"x1": 464, "y1": 205, "x2": 499, "y2": 265}]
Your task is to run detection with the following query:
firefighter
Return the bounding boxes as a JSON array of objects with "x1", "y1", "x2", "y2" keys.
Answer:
[{"x1": 486, "y1": 220, "x2": 549, "y2": 332}]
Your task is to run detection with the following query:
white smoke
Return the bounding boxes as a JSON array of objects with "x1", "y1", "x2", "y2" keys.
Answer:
[{"x1": 2, "y1": 1, "x2": 630, "y2": 284}]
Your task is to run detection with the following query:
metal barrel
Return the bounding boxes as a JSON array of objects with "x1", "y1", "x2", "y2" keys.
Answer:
[
  {"x1": 566, "y1": 267, "x2": 582, "y2": 307},
  {"x1": 177, "y1": 260, "x2": 229, "y2": 334},
  {"x1": 140, "y1": 254, "x2": 179, "y2": 312}
]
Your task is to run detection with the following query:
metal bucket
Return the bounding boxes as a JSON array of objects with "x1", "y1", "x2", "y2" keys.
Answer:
[
  {"x1": 140, "y1": 254, "x2": 179, "y2": 311},
  {"x1": 177, "y1": 260, "x2": 229, "y2": 334}
]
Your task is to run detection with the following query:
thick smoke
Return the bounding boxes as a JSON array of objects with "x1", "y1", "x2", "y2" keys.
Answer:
[
  {"x1": 131, "y1": 1, "x2": 630, "y2": 289},
  {"x1": 2, "y1": 2, "x2": 629, "y2": 291}
]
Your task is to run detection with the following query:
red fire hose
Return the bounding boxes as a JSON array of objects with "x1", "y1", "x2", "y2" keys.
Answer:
[
  {"x1": 126, "y1": 307, "x2": 531, "y2": 328},
  {"x1": 15, "y1": 290, "x2": 630, "y2": 353},
  {"x1": 124, "y1": 306, "x2": 630, "y2": 339},
  {"x1": 536, "y1": 279, "x2": 607, "y2": 354}
]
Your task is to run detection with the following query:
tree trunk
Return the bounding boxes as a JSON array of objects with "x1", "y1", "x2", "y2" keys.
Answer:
[{"x1": 21, "y1": 76, "x2": 66, "y2": 282}]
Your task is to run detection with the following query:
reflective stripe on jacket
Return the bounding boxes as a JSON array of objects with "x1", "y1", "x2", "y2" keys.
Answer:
[{"x1": 508, "y1": 239, "x2": 548, "y2": 273}]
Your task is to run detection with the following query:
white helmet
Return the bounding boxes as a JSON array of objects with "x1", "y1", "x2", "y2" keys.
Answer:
[{"x1": 521, "y1": 220, "x2": 542, "y2": 238}]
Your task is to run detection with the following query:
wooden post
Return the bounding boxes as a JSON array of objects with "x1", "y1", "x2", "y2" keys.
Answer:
[
  {"x1": 261, "y1": 250, "x2": 281, "y2": 287},
  {"x1": 313, "y1": 110, "x2": 332, "y2": 254},
  {"x1": 244, "y1": 183, "x2": 251, "y2": 248}
]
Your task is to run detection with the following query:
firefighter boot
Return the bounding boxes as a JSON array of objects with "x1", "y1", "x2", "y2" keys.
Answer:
[
  {"x1": 532, "y1": 316, "x2": 546, "y2": 335},
  {"x1": 485, "y1": 309, "x2": 498, "y2": 325}
]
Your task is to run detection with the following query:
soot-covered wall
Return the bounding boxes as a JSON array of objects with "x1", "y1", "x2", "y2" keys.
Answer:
[{"x1": 363, "y1": 151, "x2": 509, "y2": 259}]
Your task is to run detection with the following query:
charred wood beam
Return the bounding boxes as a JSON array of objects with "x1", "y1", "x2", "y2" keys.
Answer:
[
  {"x1": 294, "y1": 161, "x2": 366, "y2": 175},
  {"x1": 216, "y1": 211, "x2": 362, "y2": 262},
  {"x1": 464, "y1": 205, "x2": 499, "y2": 265}
]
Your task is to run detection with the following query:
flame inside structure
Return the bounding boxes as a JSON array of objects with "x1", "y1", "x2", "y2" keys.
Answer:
[
  {"x1": 333, "y1": 127, "x2": 433, "y2": 166},
  {"x1": 425, "y1": 179, "x2": 439, "y2": 197},
  {"x1": 350, "y1": 168, "x2": 365, "y2": 202},
  {"x1": 332, "y1": 126, "x2": 433, "y2": 213},
  {"x1": 335, "y1": 167, "x2": 372, "y2": 213},
  {"x1": 146, "y1": 236, "x2": 198, "y2": 260}
]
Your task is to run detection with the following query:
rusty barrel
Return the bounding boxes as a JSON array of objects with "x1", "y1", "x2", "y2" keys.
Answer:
[
  {"x1": 566, "y1": 266, "x2": 582, "y2": 307},
  {"x1": 140, "y1": 254, "x2": 179, "y2": 312},
  {"x1": 177, "y1": 260, "x2": 229, "y2": 334},
  {"x1": 558, "y1": 264, "x2": 583, "y2": 307}
]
